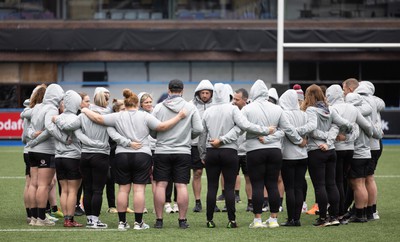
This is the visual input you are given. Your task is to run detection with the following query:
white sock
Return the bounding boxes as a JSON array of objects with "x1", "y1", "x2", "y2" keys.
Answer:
[
  {"x1": 269, "y1": 217, "x2": 277, "y2": 222},
  {"x1": 254, "y1": 218, "x2": 262, "y2": 223},
  {"x1": 92, "y1": 216, "x2": 99, "y2": 223}
]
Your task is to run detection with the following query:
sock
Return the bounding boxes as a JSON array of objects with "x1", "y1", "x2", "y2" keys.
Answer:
[
  {"x1": 372, "y1": 204, "x2": 377, "y2": 213},
  {"x1": 195, "y1": 199, "x2": 201, "y2": 204},
  {"x1": 221, "y1": 190, "x2": 225, "y2": 196},
  {"x1": 363, "y1": 207, "x2": 367, "y2": 219},
  {"x1": 51, "y1": 205, "x2": 58, "y2": 213},
  {"x1": 235, "y1": 190, "x2": 239, "y2": 196},
  {"x1": 26, "y1": 208, "x2": 31, "y2": 218},
  {"x1": 31, "y1": 208, "x2": 38, "y2": 218},
  {"x1": 280, "y1": 197, "x2": 283, "y2": 206},
  {"x1": 366, "y1": 206, "x2": 373, "y2": 217},
  {"x1": 118, "y1": 212, "x2": 126, "y2": 223},
  {"x1": 254, "y1": 218, "x2": 262, "y2": 223},
  {"x1": 355, "y1": 208, "x2": 363, "y2": 218},
  {"x1": 64, "y1": 215, "x2": 71, "y2": 221},
  {"x1": 38, "y1": 208, "x2": 46, "y2": 220},
  {"x1": 263, "y1": 197, "x2": 269, "y2": 207},
  {"x1": 248, "y1": 199, "x2": 252, "y2": 205},
  {"x1": 157, "y1": 218, "x2": 163, "y2": 222},
  {"x1": 46, "y1": 201, "x2": 50, "y2": 211},
  {"x1": 69, "y1": 216, "x2": 74, "y2": 222},
  {"x1": 135, "y1": 213, "x2": 143, "y2": 224}
]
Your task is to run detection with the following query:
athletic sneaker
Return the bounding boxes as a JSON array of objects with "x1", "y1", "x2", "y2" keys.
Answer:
[
  {"x1": 246, "y1": 203, "x2": 254, "y2": 212},
  {"x1": 126, "y1": 207, "x2": 134, "y2": 213},
  {"x1": 118, "y1": 221, "x2": 130, "y2": 231},
  {"x1": 134, "y1": 221, "x2": 150, "y2": 230},
  {"x1": 172, "y1": 203, "x2": 179, "y2": 213},
  {"x1": 216, "y1": 194, "x2": 225, "y2": 202},
  {"x1": 178, "y1": 219, "x2": 190, "y2": 229},
  {"x1": 373, "y1": 211, "x2": 380, "y2": 220},
  {"x1": 214, "y1": 205, "x2": 221, "y2": 212},
  {"x1": 222, "y1": 206, "x2": 227, "y2": 212},
  {"x1": 75, "y1": 206, "x2": 85, "y2": 216},
  {"x1": 328, "y1": 217, "x2": 340, "y2": 226},
  {"x1": 279, "y1": 206, "x2": 284, "y2": 212},
  {"x1": 302, "y1": 202, "x2": 308, "y2": 213},
  {"x1": 45, "y1": 213, "x2": 58, "y2": 222},
  {"x1": 143, "y1": 208, "x2": 148, "y2": 214},
  {"x1": 29, "y1": 217, "x2": 37, "y2": 226},
  {"x1": 349, "y1": 216, "x2": 367, "y2": 223},
  {"x1": 87, "y1": 220, "x2": 108, "y2": 229},
  {"x1": 86, "y1": 218, "x2": 94, "y2": 228},
  {"x1": 249, "y1": 221, "x2": 267, "y2": 228},
  {"x1": 263, "y1": 218, "x2": 279, "y2": 228},
  {"x1": 207, "y1": 220, "x2": 216, "y2": 228},
  {"x1": 193, "y1": 202, "x2": 202, "y2": 212},
  {"x1": 64, "y1": 220, "x2": 83, "y2": 227},
  {"x1": 165, "y1": 203, "x2": 174, "y2": 214},
  {"x1": 227, "y1": 220, "x2": 238, "y2": 228},
  {"x1": 262, "y1": 205, "x2": 269, "y2": 212},
  {"x1": 35, "y1": 217, "x2": 55, "y2": 226},
  {"x1": 313, "y1": 218, "x2": 330, "y2": 227},
  {"x1": 51, "y1": 209, "x2": 64, "y2": 219},
  {"x1": 306, "y1": 203, "x2": 319, "y2": 215},
  {"x1": 26, "y1": 217, "x2": 31, "y2": 224},
  {"x1": 107, "y1": 207, "x2": 118, "y2": 214},
  {"x1": 154, "y1": 219, "x2": 163, "y2": 229},
  {"x1": 235, "y1": 194, "x2": 241, "y2": 203}
]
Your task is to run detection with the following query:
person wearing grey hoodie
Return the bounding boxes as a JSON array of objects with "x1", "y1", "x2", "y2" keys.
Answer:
[
  {"x1": 199, "y1": 83, "x2": 274, "y2": 229},
  {"x1": 326, "y1": 84, "x2": 373, "y2": 222},
  {"x1": 190, "y1": 79, "x2": 214, "y2": 213},
  {"x1": 278, "y1": 89, "x2": 308, "y2": 226},
  {"x1": 297, "y1": 84, "x2": 353, "y2": 227},
  {"x1": 151, "y1": 79, "x2": 203, "y2": 229},
  {"x1": 24, "y1": 84, "x2": 65, "y2": 226},
  {"x1": 357, "y1": 81, "x2": 385, "y2": 220},
  {"x1": 241, "y1": 80, "x2": 303, "y2": 229}
]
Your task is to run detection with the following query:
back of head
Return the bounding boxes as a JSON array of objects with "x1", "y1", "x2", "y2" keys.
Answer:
[
  {"x1": 29, "y1": 84, "x2": 47, "y2": 108},
  {"x1": 343, "y1": 78, "x2": 359, "y2": 91},
  {"x1": 168, "y1": 79, "x2": 184, "y2": 93},
  {"x1": 268, "y1": 88, "x2": 279, "y2": 104},
  {"x1": 301, "y1": 84, "x2": 326, "y2": 111},
  {"x1": 123, "y1": 89, "x2": 138, "y2": 108},
  {"x1": 94, "y1": 91, "x2": 109, "y2": 108},
  {"x1": 112, "y1": 98, "x2": 125, "y2": 112},
  {"x1": 293, "y1": 84, "x2": 304, "y2": 101}
]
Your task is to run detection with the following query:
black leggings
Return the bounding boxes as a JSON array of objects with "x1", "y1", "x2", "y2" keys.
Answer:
[
  {"x1": 335, "y1": 150, "x2": 353, "y2": 216},
  {"x1": 205, "y1": 148, "x2": 238, "y2": 221},
  {"x1": 80, "y1": 153, "x2": 109, "y2": 217},
  {"x1": 308, "y1": 149, "x2": 339, "y2": 219},
  {"x1": 166, "y1": 182, "x2": 177, "y2": 203},
  {"x1": 247, "y1": 148, "x2": 282, "y2": 214},
  {"x1": 281, "y1": 159, "x2": 307, "y2": 221}
]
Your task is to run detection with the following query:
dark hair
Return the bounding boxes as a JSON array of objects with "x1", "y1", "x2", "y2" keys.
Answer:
[
  {"x1": 122, "y1": 89, "x2": 138, "y2": 108},
  {"x1": 301, "y1": 84, "x2": 327, "y2": 111},
  {"x1": 29, "y1": 84, "x2": 47, "y2": 108},
  {"x1": 78, "y1": 92, "x2": 88, "y2": 100},
  {"x1": 168, "y1": 79, "x2": 184, "y2": 92},
  {"x1": 235, "y1": 88, "x2": 248, "y2": 100}
]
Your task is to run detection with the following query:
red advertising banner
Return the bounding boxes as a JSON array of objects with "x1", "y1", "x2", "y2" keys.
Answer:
[{"x1": 0, "y1": 112, "x2": 23, "y2": 139}]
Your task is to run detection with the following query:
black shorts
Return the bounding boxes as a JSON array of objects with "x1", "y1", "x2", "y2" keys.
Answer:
[
  {"x1": 153, "y1": 154, "x2": 191, "y2": 184},
  {"x1": 28, "y1": 152, "x2": 55, "y2": 169},
  {"x1": 238, "y1": 155, "x2": 248, "y2": 175},
  {"x1": 55, "y1": 157, "x2": 82, "y2": 180},
  {"x1": 367, "y1": 150, "x2": 381, "y2": 176},
  {"x1": 348, "y1": 158, "x2": 369, "y2": 179},
  {"x1": 23, "y1": 153, "x2": 30, "y2": 176},
  {"x1": 114, "y1": 152, "x2": 152, "y2": 185},
  {"x1": 191, "y1": 146, "x2": 204, "y2": 170}
]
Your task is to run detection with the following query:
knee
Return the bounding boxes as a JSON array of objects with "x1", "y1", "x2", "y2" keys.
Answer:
[{"x1": 193, "y1": 169, "x2": 203, "y2": 179}]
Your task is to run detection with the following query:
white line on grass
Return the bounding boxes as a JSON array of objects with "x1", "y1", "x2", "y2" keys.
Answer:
[{"x1": 0, "y1": 229, "x2": 119, "y2": 232}]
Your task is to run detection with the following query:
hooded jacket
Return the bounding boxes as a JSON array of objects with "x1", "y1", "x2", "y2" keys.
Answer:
[
  {"x1": 27, "y1": 84, "x2": 66, "y2": 154},
  {"x1": 357, "y1": 81, "x2": 384, "y2": 150},
  {"x1": 326, "y1": 84, "x2": 373, "y2": 151},
  {"x1": 345, "y1": 93, "x2": 372, "y2": 159},
  {"x1": 199, "y1": 83, "x2": 273, "y2": 157},
  {"x1": 279, "y1": 90, "x2": 308, "y2": 160},
  {"x1": 190, "y1": 79, "x2": 214, "y2": 146},
  {"x1": 241, "y1": 80, "x2": 302, "y2": 152},
  {"x1": 152, "y1": 94, "x2": 203, "y2": 154}
]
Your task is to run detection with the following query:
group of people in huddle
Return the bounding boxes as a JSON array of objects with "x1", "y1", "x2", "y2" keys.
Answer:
[{"x1": 20, "y1": 77, "x2": 384, "y2": 230}]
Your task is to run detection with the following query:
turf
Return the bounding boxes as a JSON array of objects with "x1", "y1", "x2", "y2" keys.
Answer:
[{"x1": 0, "y1": 146, "x2": 399, "y2": 241}]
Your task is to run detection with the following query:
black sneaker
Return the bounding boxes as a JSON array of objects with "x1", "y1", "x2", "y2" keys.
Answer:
[
  {"x1": 339, "y1": 218, "x2": 349, "y2": 225},
  {"x1": 74, "y1": 206, "x2": 84, "y2": 216},
  {"x1": 154, "y1": 219, "x2": 163, "y2": 229},
  {"x1": 216, "y1": 194, "x2": 225, "y2": 202},
  {"x1": 206, "y1": 220, "x2": 216, "y2": 228},
  {"x1": 246, "y1": 203, "x2": 253, "y2": 212},
  {"x1": 222, "y1": 206, "x2": 227, "y2": 212},
  {"x1": 280, "y1": 219, "x2": 295, "y2": 226},
  {"x1": 327, "y1": 217, "x2": 340, "y2": 226},
  {"x1": 349, "y1": 216, "x2": 367, "y2": 223},
  {"x1": 214, "y1": 205, "x2": 221, "y2": 212},
  {"x1": 178, "y1": 219, "x2": 190, "y2": 229},
  {"x1": 366, "y1": 213, "x2": 375, "y2": 221},
  {"x1": 193, "y1": 202, "x2": 202, "y2": 212},
  {"x1": 235, "y1": 194, "x2": 241, "y2": 203},
  {"x1": 227, "y1": 220, "x2": 237, "y2": 228},
  {"x1": 293, "y1": 220, "x2": 301, "y2": 226},
  {"x1": 313, "y1": 218, "x2": 330, "y2": 227}
]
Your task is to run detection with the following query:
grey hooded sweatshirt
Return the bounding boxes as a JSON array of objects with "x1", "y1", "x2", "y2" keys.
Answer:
[
  {"x1": 26, "y1": 84, "x2": 66, "y2": 155},
  {"x1": 357, "y1": 81, "x2": 384, "y2": 151},
  {"x1": 190, "y1": 79, "x2": 214, "y2": 146},
  {"x1": 152, "y1": 95, "x2": 203, "y2": 155},
  {"x1": 279, "y1": 89, "x2": 308, "y2": 160},
  {"x1": 241, "y1": 80, "x2": 303, "y2": 153},
  {"x1": 345, "y1": 93, "x2": 372, "y2": 159},
  {"x1": 199, "y1": 83, "x2": 273, "y2": 156},
  {"x1": 326, "y1": 84, "x2": 373, "y2": 151}
]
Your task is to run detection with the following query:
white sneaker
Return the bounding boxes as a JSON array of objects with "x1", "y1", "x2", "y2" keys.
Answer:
[
  {"x1": 35, "y1": 217, "x2": 55, "y2": 226},
  {"x1": 249, "y1": 221, "x2": 267, "y2": 228},
  {"x1": 118, "y1": 221, "x2": 130, "y2": 231},
  {"x1": 134, "y1": 221, "x2": 150, "y2": 230},
  {"x1": 262, "y1": 205, "x2": 269, "y2": 212},
  {"x1": 164, "y1": 203, "x2": 174, "y2": 214},
  {"x1": 302, "y1": 202, "x2": 308, "y2": 213},
  {"x1": 373, "y1": 211, "x2": 380, "y2": 220},
  {"x1": 29, "y1": 217, "x2": 37, "y2": 226},
  {"x1": 263, "y1": 217, "x2": 279, "y2": 228},
  {"x1": 143, "y1": 208, "x2": 148, "y2": 214},
  {"x1": 46, "y1": 213, "x2": 59, "y2": 222},
  {"x1": 279, "y1": 206, "x2": 283, "y2": 212},
  {"x1": 92, "y1": 220, "x2": 108, "y2": 229},
  {"x1": 172, "y1": 203, "x2": 179, "y2": 213}
]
